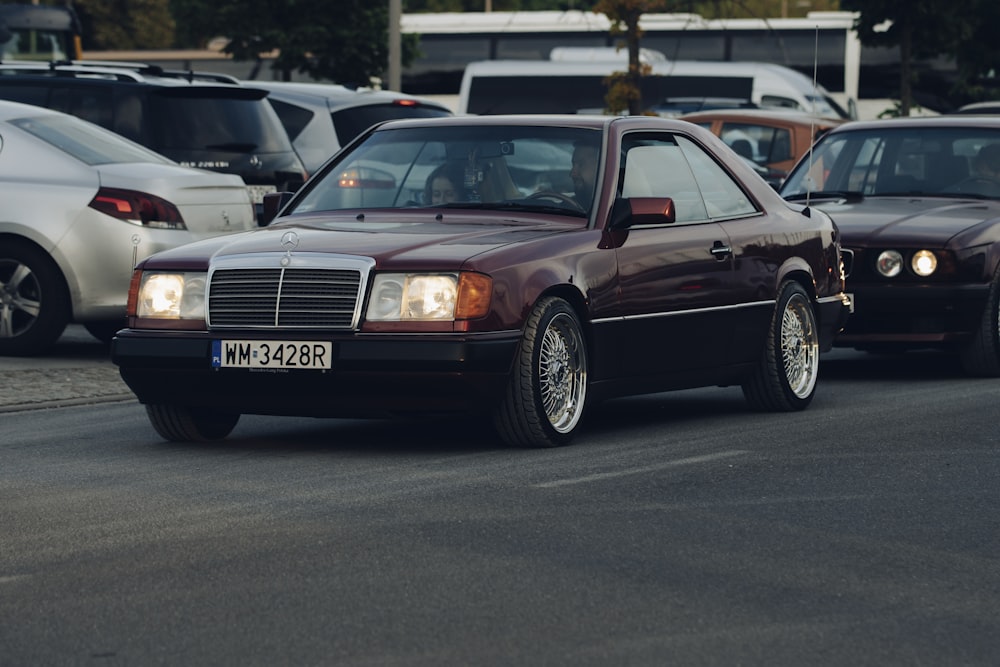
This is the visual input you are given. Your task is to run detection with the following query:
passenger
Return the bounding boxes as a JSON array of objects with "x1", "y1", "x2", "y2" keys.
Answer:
[
  {"x1": 971, "y1": 144, "x2": 1000, "y2": 184},
  {"x1": 424, "y1": 163, "x2": 466, "y2": 205},
  {"x1": 570, "y1": 141, "x2": 600, "y2": 208}
]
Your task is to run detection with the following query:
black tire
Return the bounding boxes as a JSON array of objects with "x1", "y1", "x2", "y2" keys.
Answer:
[
  {"x1": 145, "y1": 404, "x2": 240, "y2": 442},
  {"x1": 85, "y1": 319, "x2": 126, "y2": 345},
  {"x1": 0, "y1": 241, "x2": 69, "y2": 356},
  {"x1": 493, "y1": 296, "x2": 588, "y2": 448},
  {"x1": 960, "y1": 266, "x2": 1000, "y2": 377},
  {"x1": 742, "y1": 280, "x2": 820, "y2": 411}
]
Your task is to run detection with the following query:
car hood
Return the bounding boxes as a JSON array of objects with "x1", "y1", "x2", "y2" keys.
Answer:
[
  {"x1": 806, "y1": 196, "x2": 1000, "y2": 247},
  {"x1": 139, "y1": 210, "x2": 582, "y2": 268}
]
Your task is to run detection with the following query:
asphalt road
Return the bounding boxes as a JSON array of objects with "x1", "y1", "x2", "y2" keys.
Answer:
[{"x1": 2, "y1": 338, "x2": 998, "y2": 665}]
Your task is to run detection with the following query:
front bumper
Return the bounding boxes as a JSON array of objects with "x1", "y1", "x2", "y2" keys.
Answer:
[
  {"x1": 836, "y1": 282, "x2": 989, "y2": 347},
  {"x1": 112, "y1": 329, "x2": 520, "y2": 417}
]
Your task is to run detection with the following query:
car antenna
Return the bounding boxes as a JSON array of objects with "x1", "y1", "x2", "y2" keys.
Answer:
[{"x1": 802, "y1": 24, "x2": 820, "y2": 218}]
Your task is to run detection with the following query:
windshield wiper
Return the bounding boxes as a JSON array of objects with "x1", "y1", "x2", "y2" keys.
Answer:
[{"x1": 204, "y1": 143, "x2": 259, "y2": 152}]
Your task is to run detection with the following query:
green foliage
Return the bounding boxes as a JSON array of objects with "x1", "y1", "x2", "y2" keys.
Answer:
[
  {"x1": 75, "y1": 0, "x2": 176, "y2": 50},
  {"x1": 167, "y1": 0, "x2": 418, "y2": 85}
]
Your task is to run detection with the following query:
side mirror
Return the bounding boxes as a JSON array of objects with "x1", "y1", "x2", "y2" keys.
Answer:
[
  {"x1": 609, "y1": 197, "x2": 676, "y2": 229},
  {"x1": 260, "y1": 191, "x2": 294, "y2": 226}
]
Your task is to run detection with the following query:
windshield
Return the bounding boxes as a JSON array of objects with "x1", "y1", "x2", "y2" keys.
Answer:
[
  {"x1": 292, "y1": 125, "x2": 601, "y2": 217},
  {"x1": 11, "y1": 114, "x2": 171, "y2": 166},
  {"x1": 780, "y1": 126, "x2": 1000, "y2": 200}
]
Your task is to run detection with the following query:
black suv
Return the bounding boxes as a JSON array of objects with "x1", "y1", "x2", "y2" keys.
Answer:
[{"x1": 0, "y1": 61, "x2": 307, "y2": 219}]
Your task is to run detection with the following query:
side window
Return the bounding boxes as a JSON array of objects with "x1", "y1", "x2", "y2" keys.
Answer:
[
  {"x1": 50, "y1": 85, "x2": 113, "y2": 130},
  {"x1": 620, "y1": 137, "x2": 708, "y2": 223},
  {"x1": 112, "y1": 92, "x2": 145, "y2": 143},
  {"x1": 677, "y1": 135, "x2": 758, "y2": 218},
  {"x1": 268, "y1": 98, "x2": 315, "y2": 142}
]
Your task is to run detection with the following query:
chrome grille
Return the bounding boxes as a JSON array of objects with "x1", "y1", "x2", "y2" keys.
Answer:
[{"x1": 208, "y1": 267, "x2": 363, "y2": 328}]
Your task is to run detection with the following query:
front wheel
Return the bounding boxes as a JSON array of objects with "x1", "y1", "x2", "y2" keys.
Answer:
[
  {"x1": 493, "y1": 297, "x2": 588, "y2": 448},
  {"x1": 145, "y1": 404, "x2": 240, "y2": 442},
  {"x1": 742, "y1": 280, "x2": 819, "y2": 411}
]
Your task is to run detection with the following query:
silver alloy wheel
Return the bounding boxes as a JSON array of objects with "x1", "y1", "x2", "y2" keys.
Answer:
[
  {"x1": 781, "y1": 292, "x2": 819, "y2": 399},
  {"x1": 0, "y1": 258, "x2": 41, "y2": 339},
  {"x1": 538, "y1": 311, "x2": 587, "y2": 433}
]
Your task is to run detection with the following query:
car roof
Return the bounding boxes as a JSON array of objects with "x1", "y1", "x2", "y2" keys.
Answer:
[
  {"x1": 826, "y1": 115, "x2": 1000, "y2": 133},
  {"x1": 367, "y1": 114, "x2": 622, "y2": 132},
  {"x1": 0, "y1": 98, "x2": 62, "y2": 120},
  {"x1": 678, "y1": 109, "x2": 844, "y2": 126},
  {"x1": 250, "y1": 81, "x2": 452, "y2": 112},
  {"x1": 0, "y1": 60, "x2": 250, "y2": 88}
]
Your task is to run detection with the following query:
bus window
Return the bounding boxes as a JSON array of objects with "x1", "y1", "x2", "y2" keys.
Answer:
[{"x1": 0, "y1": 4, "x2": 81, "y2": 61}]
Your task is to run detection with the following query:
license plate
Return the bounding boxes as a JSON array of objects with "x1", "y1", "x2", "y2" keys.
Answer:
[
  {"x1": 212, "y1": 340, "x2": 332, "y2": 369},
  {"x1": 846, "y1": 292, "x2": 855, "y2": 313},
  {"x1": 246, "y1": 184, "x2": 277, "y2": 204}
]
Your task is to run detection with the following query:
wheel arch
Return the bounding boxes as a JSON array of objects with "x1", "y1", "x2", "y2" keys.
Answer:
[{"x1": 0, "y1": 232, "x2": 73, "y2": 309}]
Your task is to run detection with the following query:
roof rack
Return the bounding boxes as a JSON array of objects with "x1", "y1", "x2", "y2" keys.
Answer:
[{"x1": 0, "y1": 60, "x2": 240, "y2": 84}]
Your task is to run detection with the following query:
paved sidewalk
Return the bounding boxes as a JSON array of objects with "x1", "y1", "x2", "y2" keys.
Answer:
[{"x1": 0, "y1": 326, "x2": 135, "y2": 412}]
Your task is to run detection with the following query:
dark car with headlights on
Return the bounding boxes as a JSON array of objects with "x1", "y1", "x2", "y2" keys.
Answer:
[
  {"x1": 112, "y1": 115, "x2": 850, "y2": 448},
  {"x1": 779, "y1": 116, "x2": 1000, "y2": 375}
]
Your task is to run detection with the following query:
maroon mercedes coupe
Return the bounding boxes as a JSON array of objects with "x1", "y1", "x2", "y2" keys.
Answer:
[{"x1": 112, "y1": 115, "x2": 851, "y2": 447}]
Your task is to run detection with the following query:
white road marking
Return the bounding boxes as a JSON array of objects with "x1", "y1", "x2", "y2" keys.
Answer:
[{"x1": 534, "y1": 450, "x2": 749, "y2": 488}]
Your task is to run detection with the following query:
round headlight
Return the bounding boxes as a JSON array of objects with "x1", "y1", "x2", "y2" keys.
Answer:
[
  {"x1": 876, "y1": 250, "x2": 904, "y2": 277},
  {"x1": 911, "y1": 249, "x2": 937, "y2": 277}
]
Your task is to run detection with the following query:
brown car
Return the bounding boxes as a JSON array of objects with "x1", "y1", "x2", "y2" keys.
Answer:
[
  {"x1": 680, "y1": 109, "x2": 844, "y2": 186},
  {"x1": 112, "y1": 115, "x2": 851, "y2": 448},
  {"x1": 780, "y1": 116, "x2": 1000, "y2": 375}
]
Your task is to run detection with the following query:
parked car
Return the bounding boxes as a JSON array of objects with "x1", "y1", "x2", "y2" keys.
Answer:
[
  {"x1": 0, "y1": 61, "x2": 307, "y2": 217},
  {"x1": 950, "y1": 101, "x2": 1000, "y2": 115},
  {"x1": 680, "y1": 108, "x2": 844, "y2": 187},
  {"x1": 779, "y1": 116, "x2": 1000, "y2": 375},
  {"x1": 0, "y1": 100, "x2": 256, "y2": 355},
  {"x1": 250, "y1": 81, "x2": 454, "y2": 173},
  {"x1": 112, "y1": 115, "x2": 851, "y2": 448}
]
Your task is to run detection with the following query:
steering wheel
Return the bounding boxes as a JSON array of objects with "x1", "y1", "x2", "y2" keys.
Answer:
[{"x1": 527, "y1": 190, "x2": 585, "y2": 211}]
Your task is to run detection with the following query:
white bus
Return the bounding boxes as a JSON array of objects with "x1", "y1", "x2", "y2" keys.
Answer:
[{"x1": 456, "y1": 49, "x2": 852, "y2": 119}]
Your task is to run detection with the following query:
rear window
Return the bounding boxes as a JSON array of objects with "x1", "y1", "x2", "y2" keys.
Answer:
[
  {"x1": 330, "y1": 102, "x2": 452, "y2": 146},
  {"x1": 147, "y1": 89, "x2": 294, "y2": 154},
  {"x1": 11, "y1": 114, "x2": 170, "y2": 166}
]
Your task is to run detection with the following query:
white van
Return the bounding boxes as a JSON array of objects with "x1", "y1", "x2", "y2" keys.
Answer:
[{"x1": 458, "y1": 48, "x2": 852, "y2": 119}]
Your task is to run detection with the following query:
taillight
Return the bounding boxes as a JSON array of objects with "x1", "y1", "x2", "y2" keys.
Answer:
[{"x1": 89, "y1": 187, "x2": 186, "y2": 229}]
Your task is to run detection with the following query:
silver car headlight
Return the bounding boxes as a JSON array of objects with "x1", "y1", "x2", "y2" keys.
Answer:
[
  {"x1": 136, "y1": 272, "x2": 207, "y2": 319},
  {"x1": 911, "y1": 249, "x2": 938, "y2": 277},
  {"x1": 366, "y1": 273, "x2": 460, "y2": 321},
  {"x1": 876, "y1": 250, "x2": 904, "y2": 277}
]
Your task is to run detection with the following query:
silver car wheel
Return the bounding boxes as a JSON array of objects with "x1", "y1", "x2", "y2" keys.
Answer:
[
  {"x1": 0, "y1": 258, "x2": 41, "y2": 339},
  {"x1": 538, "y1": 311, "x2": 588, "y2": 434},
  {"x1": 781, "y1": 291, "x2": 820, "y2": 399}
]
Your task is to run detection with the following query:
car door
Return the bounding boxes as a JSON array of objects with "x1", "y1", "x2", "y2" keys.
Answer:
[{"x1": 611, "y1": 132, "x2": 741, "y2": 376}]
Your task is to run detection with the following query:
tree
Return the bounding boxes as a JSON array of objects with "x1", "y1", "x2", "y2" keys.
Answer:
[
  {"x1": 75, "y1": 0, "x2": 175, "y2": 50},
  {"x1": 952, "y1": 0, "x2": 1000, "y2": 102},
  {"x1": 169, "y1": 0, "x2": 418, "y2": 86},
  {"x1": 840, "y1": 0, "x2": 966, "y2": 116}
]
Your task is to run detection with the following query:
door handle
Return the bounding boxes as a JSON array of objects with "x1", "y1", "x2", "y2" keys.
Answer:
[{"x1": 710, "y1": 241, "x2": 732, "y2": 260}]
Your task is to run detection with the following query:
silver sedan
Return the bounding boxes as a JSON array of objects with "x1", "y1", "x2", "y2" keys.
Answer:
[{"x1": 0, "y1": 100, "x2": 256, "y2": 355}]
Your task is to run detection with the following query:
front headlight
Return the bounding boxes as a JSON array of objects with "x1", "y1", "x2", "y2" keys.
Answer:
[
  {"x1": 366, "y1": 272, "x2": 492, "y2": 321},
  {"x1": 876, "y1": 250, "x2": 904, "y2": 277},
  {"x1": 911, "y1": 249, "x2": 938, "y2": 277},
  {"x1": 135, "y1": 272, "x2": 207, "y2": 319}
]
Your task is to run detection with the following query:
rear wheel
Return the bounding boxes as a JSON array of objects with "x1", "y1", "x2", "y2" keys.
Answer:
[
  {"x1": 493, "y1": 297, "x2": 588, "y2": 448},
  {"x1": 145, "y1": 404, "x2": 240, "y2": 442},
  {"x1": 742, "y1": 280, "x2": 819, "y2": 411},
  {"x1": 0, "y1": 242, "x2": 69, "y2": 356},
  {"x1": 960, "y1": 266, "x2": 1000, "y2": 376}
]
